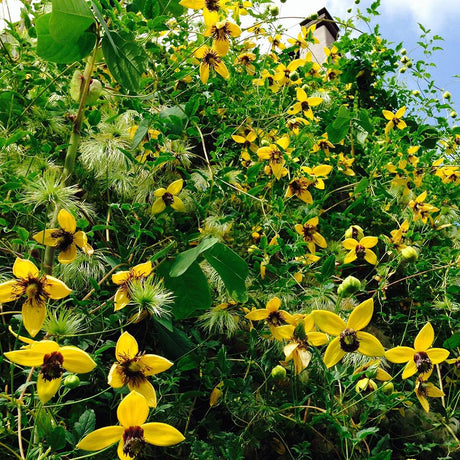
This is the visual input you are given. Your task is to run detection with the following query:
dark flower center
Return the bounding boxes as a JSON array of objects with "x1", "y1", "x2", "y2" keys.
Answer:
[
  {"x1": 19, "y1": 276, "x2": 48, "y2": 305},
  {"x1": 302, "y1": 225, "x2": 316, "y2": 241},
  {"x1": 41, "y1": 351, "x2": 64, "y2": 381},
  {"x1": 339, "y1": 328, "x2": 359, "y2": 352},
  {"x1": 203, "y1": 50, "x2": 221, "y2": 66},
  {"x1": 270, "y1": 148, "x2": 283, "y2": 163},
  {"x1": 123, "y1": 426, "x2": 146, "y2": 458},
  {"x1": 301, "y1": 101, "x2": 310, "y2": 111},
  {"x1": 267, "y1": 311, "x2": 283, "y2": 327},
  {"x1": 414, "y1": 351, "x2": 432, "y2": 374},
  {"x1": 162, "y1": 192, "x2": 175, "y2": 206},
  {"x1": 355, "y1": 244, "x2": 366, "y2": 259},
  {"x1": 119, "y1": 353, "x2": 149, "y2": 387},
  {"x1": 51, "y1": 229, "x2": 75, "y2": 251}
]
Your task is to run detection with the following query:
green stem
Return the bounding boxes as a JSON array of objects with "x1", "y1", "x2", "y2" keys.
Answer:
[{"x1": 42, "y1": 206, "x2": 59, "y2": 275}]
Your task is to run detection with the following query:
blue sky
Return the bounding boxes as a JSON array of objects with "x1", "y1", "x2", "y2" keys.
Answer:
[
  {"x1": 1, "y1": 0, "x2": 458, "y2": 116},
  {"x1": 274, "y1": 0, "x2": 460, "y2": 116}
]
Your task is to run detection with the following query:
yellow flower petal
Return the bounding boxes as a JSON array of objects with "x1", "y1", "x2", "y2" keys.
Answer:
[
  {"x1": 395, "y1": 106, "x2": 406, "y2": 118},
  {"x1": 108, "y1": 363, "x2": 124, "y2": 388},
  {"x1": 142, "y1": 422, "x2": 185, "y2": 446},
  {"x1": 313, "y1": 310, "x2": 346, "y2": 336},
  {"x1": 74, "y1": 231, "x2": 88, "y2": 248},
  {"x1": 0, "y1": 280, "x2": 19, "y2": 302},
  {"x1": 152, "y1": 198, "x2": 167, "y2": 214},
  {"x1": 44, "y1": 276, "x2": 72, "y2": 299},
  {"x1": 128, "y1": 379, "x2": 157, "y2": 408},
  {"x1": 245, "y1": 309, "x2": 269, "y2": 321},
  {"x1": 426, "y1": 348, "x2": 449, "y2": 364},
  {"x1": 344, "y1": 251, "x2": 357, "y2": 264},
  {"x1": 132, "y1": 261, "x2": 152, "y2": 278},
  {"x1": 385, "y1": 346, "x2": 414, "y2": 363},
  {"x1": 58, "y1": 244, "x2": 77, "y2": 264},
  {"x1": 307, "y1": 97, "x2": 323, "y2": 107},
  {"x1": 171, "y1": 196, "x2": 186, "y2": 212},
  {"x1": 22, "y1": 300, "x2": 46, "y2": 337},
  {"x1": 312, "y1": 164, "x2": 332, "y2": 176},
  {"x1": 4, "y1": 341, "x2": 58, "y2": 366},
  {"x1": 414, "y1": 322, "x2": 434, "y2": 351},
  {"x1": 153, "y1": 187, "x2": 167, "y2": 197},
  {"x1": 402, "y1": 360, "x2": 418, "y2": 379},
  {"x1": 114, "y1": 288, "x2": 130, "y2": 311},
  {"x1": 116, "y1": 331, "x2": 138, "y2": 361},
  {"x1": 425, "y1": 382, "x2": 444, "y2": 398},
  {"x1": 37, "y1": 374, "x2": 62, "y2": 403},
  {"x1": 112, "y1": 270, "x2": 130, "y2": 285},
  {"x1": 356, "y1": 331, "x2": 385, "y2": 357},
  {"x1": 342, "y1": 238, "x2": 358, "y2": 250},
  {"x1": 140, "y1": 354, "x2": 174, "y2": 376},
  {"x1": 347, "y1": 298, "x2": 374, "y2": 331},
  {"x1": 323, "y1": 337, "x2": 346, "y2": 368},
  {"x1": 215, "y1": 61, "x2": 230, "y2": 80},
  {"x1": 270, "y1": 324, "x2": 295, "y2": 341},
  {"x1": 361, "y1": 236, "x2": 378, "y2": 248},
  {"x1": 296, "y1": 87, "x2": 307, "y2": 102},
  {"x1": 364, "y1": 249, "x2": 378, "y2": 265},
  {"x1": 382, "y1": 110, "x2": 394, "y2": 121},
  {"x1": 60, "y1": 346, "x2": 97, "y2": 373},
  {"x1": 77, "y1": 426, "x2": 124, "y2": 451},
  {"x1": 57, "y1": 209, "x2": 77, "y2": 233},
  {"x1": 306, "y1": 331, "x2": 329, "y2": 346},
  {"x1": 200, "y1": 62, "x2": 210, "y2": 84},
  {"x1": 117, "y1": 391, "x2": 149, "y2": 428},
  {"x1": 13, "y1": 258, "x2": 39, "y2": 279},
  {"x1": 313, "y1": 232, "x2": 327, "y2": 249},
  {"x1": 266, "y1": 297, "x2": 281, "y2": 312},
  {"x1": 33, "y1": 229, "x2": 60, "y2": 247},
  {"x1": 283, "y1": 342, "x2": 298, "y2": 359},
  {"x1": 416, "y1": 391, "x2": 430, "y2": 412},
  {"x1": 167, "y1": 179, "x2": 183, "y2": 195}
]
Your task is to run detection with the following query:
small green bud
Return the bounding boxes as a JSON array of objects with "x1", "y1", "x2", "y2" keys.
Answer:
[
  {"x1": 338, "y1": 275, "x2": 361, "y2": 297},
  {"x1": 381, "y1": 381, "x2": 394, "y2": 395},
  {"x1": 290, "y1": 71, "x2": 300, "y2": 82},
  {"x1": 268, "y1": 5, "x2": 279, "y2": 16},
  {"x1": 450, "y1": 111, "x2": 457, "y2": 118},
  {"x1": 280, "y1": 0, "x2": 287, "y2": 3},
  {"x1": 260, "y1": 139, "x2": 271, "y2": 147},
  {"x1": 271, "y1": 365, "x2": 287, "y2": 380},
  {"x1": 354, "y1": 0, "x2": 360, "y2": 4},
  {"x1": 406, "y1": 60, "x2": 412, "y2": 68},
  {"x1": 70, "y1": 70, "x2": 84, "y2": 102},
  {"x1": 412, "y1": 90, "x2": 420, "y2": 96},
  {"x1": 401, "y1": 246, "x2": 418, "y2": 262},
  {"x1": 399, "y1": 66, "x2": 407, "y2": 74},
  {"x1": 400, "y1": 48, "x2": 407, "y2": 55},
  {"x1": 64, "y1": 375, "x2": 80, "y2": 389},
  {"x1": 443, "y1": 91, "x2": 452, "y2": 100},
  {"x1": 344, "y1": 225, "x2": 364, "y2": 241},
  {"x1": 85, "y1": 79, "x2": 103, "y2": 105}
]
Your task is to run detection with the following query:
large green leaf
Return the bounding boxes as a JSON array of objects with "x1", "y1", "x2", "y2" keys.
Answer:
[
  {"x1": 203, "y1": 243, "x2": 248, "y2": 302},
  {"x1": 157, "y1": 260, "x2": 212, "y2": 320},
  {"x1": 49, "y1": 0, "x2": 94, "y2": 43},
  {"x1": 36, "y1": 13, "x2": 96, "y2": 63},
  {"x1": 170, "y1": 237, "x2": 218, "y2": 277},
  {"x1": 101, "y1": 31, "x2": 147, "y2": 91}
]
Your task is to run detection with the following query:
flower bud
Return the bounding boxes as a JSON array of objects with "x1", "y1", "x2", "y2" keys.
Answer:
[
  {"x1": 450, "y1": 111, "x2": 457, "y2": 118},
  {"x1": 337, "y1": 275, "x2": 361, "y2": 297},
  {"x1": 85, "y1": 79, "x2": 103, "y2": 105},
  {"x1": 443, "y1": 91, "x2": 451, "y2": 100},
  {"x1": 344, "y1": 225, "x2": 364, "y2": 241},
  {"x1": 401, "y1": 246, "x2": 418, "y2": 262},
  {"x1": 70, "y1": 70, "x2": 84, "y2": 102},
  {"x1": 268, "y1": 5, "x2": 279, "y2": 16},
  {"x1": 400, "y1": 48, "x2": 407, "y2": 55},
  {"x1": 271, "y1": 365, "x2": 287, "y2": 380},
  {"x1": 381, "y1": 381, "x2": 394, "y2": 395},
  {"x1": 64, "y1": 374, "x2": 80, "y2": 389},
  {"x1": 412, "y1": 90, "x2": 420, "y2": 96}
]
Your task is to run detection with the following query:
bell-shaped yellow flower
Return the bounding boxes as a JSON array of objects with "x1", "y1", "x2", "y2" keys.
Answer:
[
  {"x1": 343, "y1": 236, "x2": 378, "y2": 265},
  {"x1": 382, "y1": 106, "x2": 407, "y2": 134},
  {"x1": 257, "y1": 136, "x2": 290, "y2": 180},
  {"x1": 295, "y1": 217, "x2": 327, "y2": 254},
  {"x1": 194, "y1": 45, "x2": 229, "y2": 84},
  {"x1": 414, "y1": 375, "x2": 444, "y2": 412},
  {"x1": 313, "y1": 298, "x2": 385, "y2": 368},
  {"x1": 33, "y1": 209, "x2": 93, "y2": 264},
  {"x1": 108, "y1": 332, "x2": 173, "y2": 407},
  {"x1": 385, "y1": 322, "x2": 449, "y2": 379},
  {"x1": 0, "y1": 258, "x2": 71, "y2": 337},
  {"x1": 77, "y1": 391, "x2": 184, "y2": 459},
  {"x1": 288, "y1": 88, "x2": 322, "y2": 119},
  {"x1": 204, "y1": 19, "x2": 241, "y2": 57},
  {"x1": 112, "y1": 261, "x2": 153, "y2": 311},
  {"x1": 286, "y1": 177, "x2": 313, "y2": 204},
  {"x1": 152, "y1": 179, "x2": 186, "y2": 214},
  {"x1": 301, "y1": 164, "x2": 333, "y2": 189},
  {"x1": 408, "y1": 191, "x2": 439, "y2": 224},
  {"x1": 4, "y1": 340, "x2": 96, "y2": 403}
]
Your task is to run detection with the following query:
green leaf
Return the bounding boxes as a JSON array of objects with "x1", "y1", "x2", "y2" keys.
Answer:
[
  {"x1": 157, "y1": 260, "x2": 212, "y2": 319},
  {"x1": 203, "y1": 243, "x2": 248, "y2": 302},
  {"x1": 443, "y1": 332, "x2": 460, "y2": 350},
  {"x1": 327, "y1": 121, "x2": 349, "y2": 143},
  {"x1": 170, "y1": 237, "x2": 219, "y2": 277},
  {"x1": 101, "y1": 31, "x2": 148, "y2": 91},
  {"x1": 49, "y1": 0, "x2": 94, "y2": 43},
  {"x1": 354, "y1": 177, "x2": 369, "y2": 194},
  {"x1": 185, "y1": 95, "x2": 200, "y2": 117},
  {"x1": 132, "y1": 118, "x2": 150, "y2": 148},
  {"x1": 48, "y1": 426, "x2": 67, "y2": 450},
  {"x1": 73, "y1": 409, "x2": 95, "y2": 440},
  {"x1": 320, "y1": 254, "x2": 336, "y2": 281},
  {"x1": 155, "y1": 322, "x2": 194, "y2": 360},
  {"x1": 357, "y1": 108, "x2": 374, "y2": 133},
  {"x1": 36, "y1": 13, "x2": 96, "y2": 63},
  {"x1": 355, "y1": 427, "x2": 379, "y2": 441}
]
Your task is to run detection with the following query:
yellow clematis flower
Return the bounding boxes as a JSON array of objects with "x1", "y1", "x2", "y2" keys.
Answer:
[
  {"x1": 179, "y1": 0, "x2": 227, "y2": 25},
  {"x1": 313, "y1": 298, "x2": 385, "y2": 368},
  {"x1": 295, "y1": 217, "x2": 327, "y2": 254},
  {"x1": 311, "y1": 133, "x2": 335, "y2": 155},
  {"x1": 268, "y1": 34, "x2": 285, "y2": 51},
  {"x1": 286, "y1": 177, "x2": 313, "y2": 204},
  {"x1": 231, "y1": 128, "x2": 258, "y2": 153},
  {"x1": 33, "y1": 209, "x2": 93, "y2": 264},
  {"x1": 273, "y1": 59, "x2": 305, "y2": 86},
  {"x1": 77, "y1": 390, "x2": 184, "y2": 459},
  {"x1": 353, "y1": 359, "x2": 392, "y2": 381},
  {"x1": 194, "y1": 45, "x2": 229, "y2": 84},
  {"x1": 112, "y1": 261, "x2": 153, "y2": 311},
  {"x1": 204, "y1": 19, "x2": 241, "y2": 57},
  {"x1": 336, "y1": 153, "x2": 355, "y2": 176},
  {"x1": 0, "y1": 258, "x2": 71, "y2": 337},
  {"x1": 385, "y1": 322, "x2": 449, "y2": 379},
  {"x1": 4, "y1": 340, "x2": 96, "y2": 403},
  {"x1": 301, "y1": 164, "x2": 333, "y2": 189},
  {"x1": 234, "y1": 51, "x2": 257, "y2": 75},
  {"x1": 256, "y1": 136, "x2": 290, "y2": 180},
  {"x1": 286, "y1": 116, "x2": 309, "y2": 135},
  {"x1": 152, "y1": 179, "x2": 186, "y2": 214},
  {"x1": 343, "y1": 236, "x2": 378, "y2": 265},
  {"x1": 414, "y1": 375, "x2": 444, "y2": 412},
  {"x1": 382, "y1": 106, "x2": 407, "y2": 134},
  {"x1": 390, "y1": 220, "x2": 410, "y2": 251},
  {"x1": 108, "y1": 332, "x2": 173, "y2": 407},
  {"x1": 245, "y1": 297, "x2": 295, "y2": 341},
  {"x1": 288, "y1": 88, "x2": 322, "y2": 119},
  {"x1": 408, "y1": 191, "x2": 439, "y2": 224}
]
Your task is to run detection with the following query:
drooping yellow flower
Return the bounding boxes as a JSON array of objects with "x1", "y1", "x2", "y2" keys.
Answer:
[
  {"x1": 313, "y1": 298, "x2": 385, "y2": 368},
  {"x1": 108, "y1": 332, "x2": 173, "y2": 407},
  {"x1": 390, "y1": 220, "x2": 410, "y2": 251},
  {"x1": 253, "y1": 69, "x2": 280, "y2": 93},
  {"x1": 273, "y1": 59, "x2": 305, "y2": 85},
  {"x1": 414, "y1": 375, "x2": 444, "y2": 412},
  {"x1": 311, "y1": 133, "x2": 335, "y2": 155},
  {"x1": 0, "y1": 258, "x2": 71, "y2": 337},
  {"x1": 112, "y1": 261, "x2": 153, "y2": 311},
  {"x1": 324, "y1": 45, "x2": 340, "y2": 63},
  {"x1": 231, "y1": 128, "x2": 258, "y2": 153},
  {"x1": 285, "y1": 177, "x2": 313, "y2": 204},
  {"x1": 152, "y1": 179, "x2": 186, "y2": 214},
  {"x1": 295, "y1": 217, "x2": 327, "y2": 254},
  {"x1": 268, "y1": 34, "x2": 285, "y2": 51},
  {"x1": 256, "y1": 136, "x2": 290, "y2": 180},
  {"x1": 245, "y1": 297, "x2": 295, "y2": 341},
  {"x1": 4, "y1": 340, "x2": 96, "y2": 403},
  {"x1": 204, "y1": 19, "x2": 241, "y2": 56},
  {"x1": 286, "y1": 116, "x2": 309, "y2": 135},
  {"x1": 385, "y1": 322, "x2": 449, "y2": 379},
  {"x1": 287, "y1": 88, "x2": 322, "y2": 119},
  {"x1": 343, "y1": 236, "x2": 378, "y2": 265},
  {"x1": 336, "y1": 153, "x2": 355, "y2": 176},
  {"x1": 353, "y1": 359, "x2": 392, "y2": 382},
  {"x1": 33, "y1": 209, "x2": 93, "y2": 264},
  {"x1": 382, "y1": 106, "x2": 407, "y2": 134},
  {"x1": 194, "y1": 46, "x2": 229, "y2": 84},
  {"x1": 408, "y1": 191, "x2": 439, "y2": 224},
  {"x1": 300, "y1": 164, "x2": 333, "y2": 189},
  {"x1": 287, "y1": 25, "x2": 317, "y2": 50},
  {"x1": 179, "y1": 0, "x2": 227, "y2": 25},
  {"x1": 234, "y1": 52, "x2": 256, "y2": 75},
  {"x1": 77, "y1": 391, "x2": 184, "y2": 459}
]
